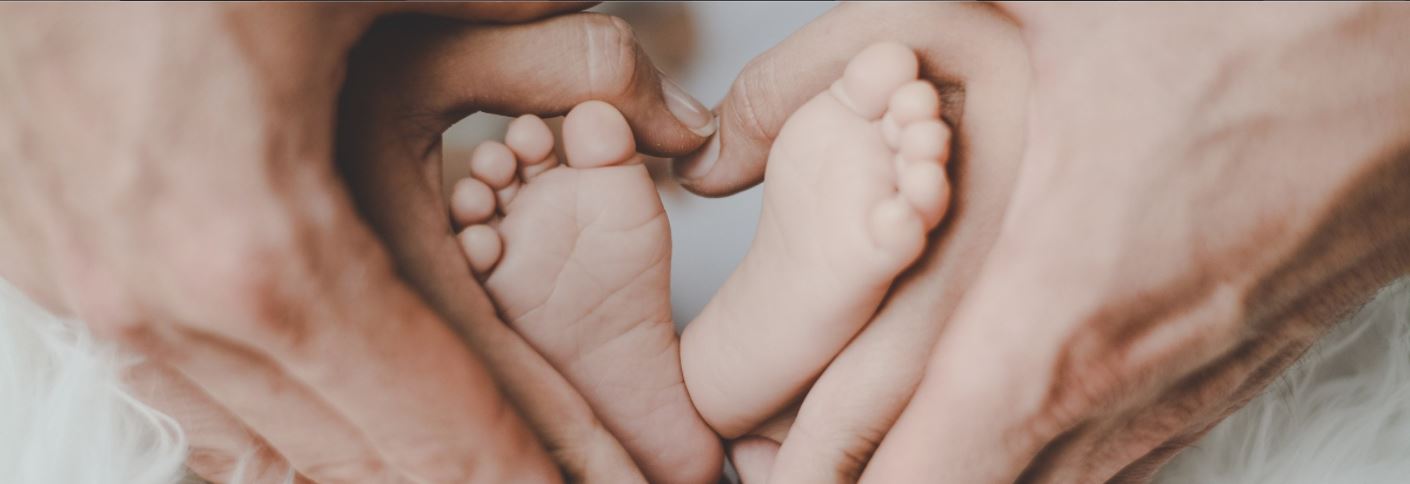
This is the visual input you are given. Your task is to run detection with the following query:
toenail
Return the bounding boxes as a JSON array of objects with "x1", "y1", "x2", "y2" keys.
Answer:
[{"x1": 661, "y1": 74, "x2": 717, "y2": 137}]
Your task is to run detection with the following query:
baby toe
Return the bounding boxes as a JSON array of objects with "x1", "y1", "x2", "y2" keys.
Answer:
[
  {"x1": 899, "y1": 160, "x2": 950, "y2": 228},
  {"x1": 899, "y1": 120, "x2": 951, "y2": 163},
  {"x1": 832, "y1": 42, "x2": 919, "y2": 120},
  {"x1": 505, "y1": 114, "x2": 555, "y2": 165},
  {"x1": 563, "y1": 100, "x2": 639, "y2": 168},
  {"x1": 470, "y1": 141, "x2": 519, "y2": 190},
  {"x1": 457, "y1": 224, "x2": 503, "y2": 276},
  {"x1": 883, "y1": 80, "x2": 941, "y2": 147},
  {"x1": 869, "y1": 196, "x2": 926, "y2": 268},
  {"x1": 450, "y1": 177, "x2": 497, "y2": 228}
]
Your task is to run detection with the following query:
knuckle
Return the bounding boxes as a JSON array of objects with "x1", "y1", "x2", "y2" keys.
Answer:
[
  {"x1": 580, "y1": 13, "x2": 643, "y2": 99},
  {"x1": 726, "y1": 56, "x2": 784, "y2": 143}
]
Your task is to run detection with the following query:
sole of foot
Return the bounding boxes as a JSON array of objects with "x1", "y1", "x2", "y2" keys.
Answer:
[
  {"x1": 450, "y1": 101, "x2": 722, "y2": 484},
  {"x1": 681, "y1": 42, "x2": 953, "y2": 438}
]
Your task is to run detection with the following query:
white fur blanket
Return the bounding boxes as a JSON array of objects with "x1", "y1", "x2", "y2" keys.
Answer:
[{"x1": 3, "y1": 277, "x2": 1408, "y2": 484}]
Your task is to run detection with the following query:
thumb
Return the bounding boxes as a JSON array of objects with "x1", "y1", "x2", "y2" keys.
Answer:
[{"x1": 348, "y1": 12, "x2": 715, "y2": 158}]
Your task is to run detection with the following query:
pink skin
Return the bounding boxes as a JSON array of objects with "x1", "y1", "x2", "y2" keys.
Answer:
[
  {"x1": 670, "y1": 2, "x2": 1410, "y2": 483},
  {"x1": 681, "y1": 42, "x2": 953, "y2": 439},
  {"x1": 450, "y1": 101, "x2": 723, "y2": 484}
]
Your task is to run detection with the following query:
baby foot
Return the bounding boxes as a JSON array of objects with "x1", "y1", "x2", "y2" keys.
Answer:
[
  {"x1": 449, "y1": 102, "x2": 722, "y2": 484},
  {"x1": 681, "y1": 42, "x2": 952, "y2": 437}
]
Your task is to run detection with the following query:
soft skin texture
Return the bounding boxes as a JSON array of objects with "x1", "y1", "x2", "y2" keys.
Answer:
[
  {"x1": 0, "y1": 4, "x2": 714, "y2": 483},
  {"x1": 676, "y1": 2, "x2": 1410, "y2": 483},
  {"x1": 675, "y1": 3, "x2": 1030, "y2": 482},
  {"x1": 868, "y1": 4, "x2": 1410, "y2": 483},
  {"x1": 449, "y1": 102, "x2": 722, "y2": 484},
  {"x1": 681, "y1": 42, "x2": 952, "y2": 439}
]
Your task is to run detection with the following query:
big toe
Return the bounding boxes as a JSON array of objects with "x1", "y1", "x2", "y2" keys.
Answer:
[
  {"x1": 832, "y1": 42, "x2": 919, "y2": 120},
  {"x1": 562, "y1": 100, "x2": 639, "y2": 168}
]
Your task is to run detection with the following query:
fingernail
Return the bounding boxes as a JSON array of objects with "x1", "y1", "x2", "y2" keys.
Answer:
[
  {"x1": 674, "y1": 132, "x2": 720, "y2": 180},
  {"x1": 661, "y1": 75, "x2": 717, "y2": 137}
]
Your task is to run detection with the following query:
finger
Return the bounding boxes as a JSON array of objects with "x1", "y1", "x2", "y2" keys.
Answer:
[
  {"x1": 765, "y1": 274, "x2": 948, "y2": 484},
  {"x1": 350, "y1": 12, "x2": 716, "y2": 158},
  {"x1": 1025, "y1": 334, "x2": 1311, "y2": 482},
  {"x1": 859, "y1": 254, "x2": 1066, "y2": 484},
  {"x1": 126, "y1": 326, "x2": 392, "y2": 482},
  {"x1": 730, "y1": 437, "x2": 780, "y2": 484},
  {"x1": 860, "y1": 215, "x2": 1247, "y2": 484},
  {"x1": 147, "y1": 161, "x2": 560, "y2": 482},
  {"x1": 745, "y1": 3, "x2": 1030, "y2": 481},
  {"x1": 337, "y1": 96, "x2": 645, "y2": 480},
  {"x1": 124, "y1": 361, "x2": 305, "y2": 484},
  {"x1": 672, "y1": 1, "x2": 1020, "y2": 197}
]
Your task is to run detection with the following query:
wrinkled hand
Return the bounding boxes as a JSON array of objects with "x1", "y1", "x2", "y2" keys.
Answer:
[
  {"x1": 678, "y1": 3, "x2": 1410, "y2": 483},
  {"x1": 0, "y1": 3, "x2": 714, "y2": 483},
  {"x1": 673, "y1": 3, "x2": 1030, "y2": 482},
  {"x1": 867, "y1": 3, "x2": 1410, "y2": 482}
]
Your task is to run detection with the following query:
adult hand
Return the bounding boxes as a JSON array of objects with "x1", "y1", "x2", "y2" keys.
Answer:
[
  {"x1": 337, "y1": 12, "x2": 723, "y2": 484},
  {"x1": 866, "y1": 3, "x2": 1410, "y2": 482},
  {"x1": 678, "y1": 2, "x2": 1410, "y2": 483},
  {"x1": 0, "y1": 3, "x2": 715, "y2": 483},
  {"x1": 673, "y1": 3, "x2": 1031, "y2": 482}
]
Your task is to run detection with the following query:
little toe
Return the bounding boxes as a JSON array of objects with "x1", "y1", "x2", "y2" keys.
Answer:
[
  {"x1": 469, "y1": 141, "x2": 518, "y2": 190},
  {"x1": 450, "y1": 177, "x2": 497, "y2": 228},
  {"x1": 883, "y1": 80, "x2": 941, "y2": 148},
  {"x1": 899, "y1": 160, "x2": 951, "y2": 228},
  {"x1": 869, "y1": 196, "x2": 926, "y2": 267},
  {"x1": 563, "y1": 100, "x2": 639, "y2": 168},
  {"x1": 457, "y1": 224, "x2": 502, "y2": 276},
  {"x1": 831, "y1": 42, "x2": 919, "y2": 120}
]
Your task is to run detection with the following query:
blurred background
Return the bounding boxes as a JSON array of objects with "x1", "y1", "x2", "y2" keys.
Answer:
[{"x1": 440, "y1": 2, "x2": 834, "y2": 328}]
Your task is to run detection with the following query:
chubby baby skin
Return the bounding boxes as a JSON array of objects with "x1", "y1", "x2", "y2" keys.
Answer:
[
  {"x1": 681, "y1": 42, "x2": 954, "y2": 438},
  {"x1": 444, "y1": 42, "x2": 953, "y2": 481},
  {"x1": 449, "y1": 101, "x2": 722, "y2": 484}
]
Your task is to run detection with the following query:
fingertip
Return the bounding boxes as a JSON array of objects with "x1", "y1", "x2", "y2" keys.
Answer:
[
  {"x1": 672, "y1": 129, "x2": 769, "y2": 198},
  {"x1": 661, "y1": 74, "x2": 719, "y2": 138},
  {"x1": 729, "y1": 437, "x2": 781, "y2": 484},
  {"x1": 672, "y1": 132, "x2": 720, "y2": 181}
]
